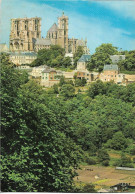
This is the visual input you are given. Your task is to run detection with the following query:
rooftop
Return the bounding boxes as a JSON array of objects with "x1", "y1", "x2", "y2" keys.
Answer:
[
  {"x1": 48, "y1": 23, "x2": 58, "y2": 32},
  {"x1": 78, "y1": 54, "x2": 91, "y2": 62},
  {"x1": 35, "y1": 38, "x2": 52, "y2": 46},
  {"x1": 42, "y1": 66, "x2": 56, "y2": 73},
  {"x1": 9, "y1": 52, "x2": 37, "y2": 56},
  {"x1": 104, "y1": 64, "x2": 118, "y2": 71}
]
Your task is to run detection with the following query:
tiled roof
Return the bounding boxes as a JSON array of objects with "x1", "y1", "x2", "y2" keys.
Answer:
[
  {"x1": 104, "y1": 64, "x2": 118, "y2": 71},
  {"x1": 42, "y1": 66, "x2": 56, "y2": 73},
  {"x1": 48, "y1": 23, "x2": 58, "y2": 32},
  {"x1": 78, "y1": 54, "x2": 91, "y2": 62},
  {"x1": 35, "y1": 38, "x2": 52, "y2": 46},
  {"x1": 110, "y1": 55, "x2": 125, "y2": 63},
  {"x1": 9, "y1": 52, "x2": 37, "y2": 56}
]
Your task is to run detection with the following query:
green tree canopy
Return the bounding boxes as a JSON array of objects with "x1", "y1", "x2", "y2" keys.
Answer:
[{"x1": 87, "y1": 43, "x2": 118, "y2": 71}]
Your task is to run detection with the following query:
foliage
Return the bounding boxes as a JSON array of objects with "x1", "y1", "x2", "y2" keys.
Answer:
[
  {"x1": 106, "y1": 131, "x2": 128, "y2": 150},
  {"x1": 97, "y1": 149, "x2": 110, "y2": 166},
  {"x1": 75, "y1": 78, "x2": 87, "y2": 87},
  {"x1": 60, "y1": 84, "x2": 75, "y2": 99},
  {"x1": 87, "y1": 43, "x2": 118, "y2": 71},
  {"x1": 31, "y1": 45, "x2": 71, "y2": 68},
  {"x1": 1, "y1": 62, "x2": 82, "y2": 192},
  {"x1": 114, "y1": 153, "x2": 133, "y2": 168},
  {"x1": 74, "y1": 183, "x2": 96, "y2": 193},
  {"x1": 118, "y1": 50, "x2": 135, "y2": 71},
  {"x1": 73, "y1": 46, "x2": 84, "y2": 67}
]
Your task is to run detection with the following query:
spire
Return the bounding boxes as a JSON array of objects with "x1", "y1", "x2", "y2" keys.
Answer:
[{"x1": 62, "y1": 11, "x2": 64, "y2": 16}]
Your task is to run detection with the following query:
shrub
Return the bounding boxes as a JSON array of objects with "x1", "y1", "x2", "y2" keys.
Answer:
[
  {"x1": 85, "y1": 157, "x2": 96, "y2": 165},
  {"x1": 102, "y1": 160, "x2": 110, "y2": 166}
]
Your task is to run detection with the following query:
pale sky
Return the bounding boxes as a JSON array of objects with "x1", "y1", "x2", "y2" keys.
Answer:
[{"x1": 1, "y1": 0, "x2": 135, "y2": 53}]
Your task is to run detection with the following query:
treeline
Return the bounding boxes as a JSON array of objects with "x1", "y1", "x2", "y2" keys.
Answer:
[
  {"x1": 1, "y1": 54, "x2": 135, "y2": 192},
  {"x1": 86, "y1": 43, "x2": 135, "y2": 72},
  {"x1": 30, "y1": 45, "x2": 84, "y2": 69},
  {"x1": 30, "y1": 43, "x2": 135, "y2": 72}
]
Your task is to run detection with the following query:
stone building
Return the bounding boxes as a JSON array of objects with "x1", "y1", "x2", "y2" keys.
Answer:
[
  {"x1": 34, "y1": 38, "x2": 52, "y2": 52},
  {"x1": 9, "y1": 14, "x2": 89, "y2": 54},
  {"x1": 110, "y1": 55, "x2": 125, "y2": 64},
  {"x1": 10, "y1": 17, "x2": 41, "y2": 52},
  {"x1": 77, "y1": 54, "x2": 91, "y2": 71},
  {"x1": 9, "y1": 52, "x2": 37, "y2": 65},
  {"x1": 46, "y1": 12, "x2": 89, "y2": 54},
  {"x1": 100, "y1": 64, "x2": 125, "y2": 84},
  {"x1": 41, "y1": 66, "x2": 63, "y2": 87}
]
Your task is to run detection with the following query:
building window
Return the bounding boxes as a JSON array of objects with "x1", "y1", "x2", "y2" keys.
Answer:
[
  {"x1": 111, "y1": 75, "x2": 113, "y2": 77},
  {"x1": 83, "y1": 73, "x2": 85, "y2": 76}
]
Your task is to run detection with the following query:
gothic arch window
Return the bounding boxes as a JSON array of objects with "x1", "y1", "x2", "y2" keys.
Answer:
[
  {"x1": 52, "y1": 33, "x2": 53, "y2": 38},
  {"x1": 49, "y1": 33, "x2": 50, "y2": 38},
  {"x1": 10, "y1": 43, "x2": 13, "y2": 50},
  {"x1": 14, "y1": 42, "x2": 19, "y2": 50},
  {"x1": 20, "y1": 43, "x2": 23, "y2": 50}
]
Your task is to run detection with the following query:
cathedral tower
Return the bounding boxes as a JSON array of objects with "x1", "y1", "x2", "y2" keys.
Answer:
[
  {"x1": 10, "y1": 17, "x2": 41, "y2": 52},
  {"x1": 57, "y1": 12, "x2": 68, "y2": 53}
]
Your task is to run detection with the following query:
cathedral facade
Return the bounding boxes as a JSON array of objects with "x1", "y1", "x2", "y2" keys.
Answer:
[
  {"x1": 9, "y1": 13, "x2": 89, "y2": 54},
  {"x1": 10, "y1": 17, "x2": 41, "y2": 52},
  {"x1": 46, "y1": 12, "x2": 89, "y2": 54}
]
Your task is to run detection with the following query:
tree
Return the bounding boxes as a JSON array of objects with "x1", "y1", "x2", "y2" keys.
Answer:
[
  {"x1": 118, "y1": 50, "x2": 135, "y2": 71},
  {"x1": 73, "y1": 46, "x2": 84, "y2": 67},
  {"x1": 97, "y1": 149, "x2": 110, "y2": 166},
  {"x1": 87, "y1": 80, "x2": 106, "y2": 98},
  {"x1": 115, "y1": 153, "x2": 133, "y2": 168},
  {"x1": 87, "y1": 43, "x2": 118, "y2": 71},
  {"x1": 31, "y1": 45, "x2": 65, "y2": 67},
  {"x1": 108, "y1": 131, "x2": 128, "y2": 150},
  {"x1": 1, "y1": 61, "x2": 82, "y2": 192},
  {"x1": 62, "y1": 57, "x2": 72, "y2": 68},
  {"x1": 60, "y1": 84, "x2": 75, "y2": 99}
]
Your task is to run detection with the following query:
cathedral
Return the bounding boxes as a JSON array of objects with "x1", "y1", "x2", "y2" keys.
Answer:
[
  {"x1": 10, "y1": 17, "x2": 41, "y2": 52},
  {"x1": 9, "y1": 13, "x2": 89, "y2": 54}
]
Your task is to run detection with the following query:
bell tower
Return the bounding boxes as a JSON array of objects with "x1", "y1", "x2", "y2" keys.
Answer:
[{"x1": 57, "y1": 12, "x2": 68, "y2": 53}]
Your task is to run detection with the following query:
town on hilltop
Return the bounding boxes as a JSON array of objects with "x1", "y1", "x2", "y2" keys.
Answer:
[{"x1": 0, "y1": 13, "x2": 135, "y2": 88}]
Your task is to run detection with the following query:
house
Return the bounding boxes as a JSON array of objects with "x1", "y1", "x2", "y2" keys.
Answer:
[
  {"x1": 110, "y1": 55, "x2": 125, "y2": 64},
  {"x1": 77, "y1": 71, "x2": 94, "y2": 83},
  {"x1": 77, "y1": 54, "x2": 91, "y2": 71},
  {"x1": 9, "y1": 52, "x2": 37, "y2": 65},
  {"x1": 30, "y1": 65, "x2": 48, "y2": 78},
  {"x1": 41, "y1": 66, "x2": 62, "y2": 87},
  {"x1": 100, "y1": 64, "x2": 125, "y2": 84}
]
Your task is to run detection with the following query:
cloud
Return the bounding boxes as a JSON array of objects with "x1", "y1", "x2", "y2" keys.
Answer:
[
  {"x1": 1, "y1": 0, "x2": 135, "y2": 53},
  {"x1": 97, "y1": 0, "x2": 135, "y2": 20}
]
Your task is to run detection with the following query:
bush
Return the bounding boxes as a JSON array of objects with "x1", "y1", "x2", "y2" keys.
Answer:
[
  {"x1": 102, "y1": 160, "x2": 110, "y2": 166},
  {"x1": 74, "y1": 183, "x2": 96, "y2": 193},
  {"x1": 132, "y1": 157, "x2": 135, "y2": 163},
  {"x1": 114, "y1": 153, "x2": 134, "y2": 167},
  {"x1": 97, "y1": 149, "x2": 110, "y2": 166},
  {"x1": 85, "y1": 157, "x2": 96, "y2": 165}
]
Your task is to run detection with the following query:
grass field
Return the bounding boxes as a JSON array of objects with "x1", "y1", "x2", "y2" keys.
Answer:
[{"x1": 74, "y1": 165, "x2": 135, "y2": 191}]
